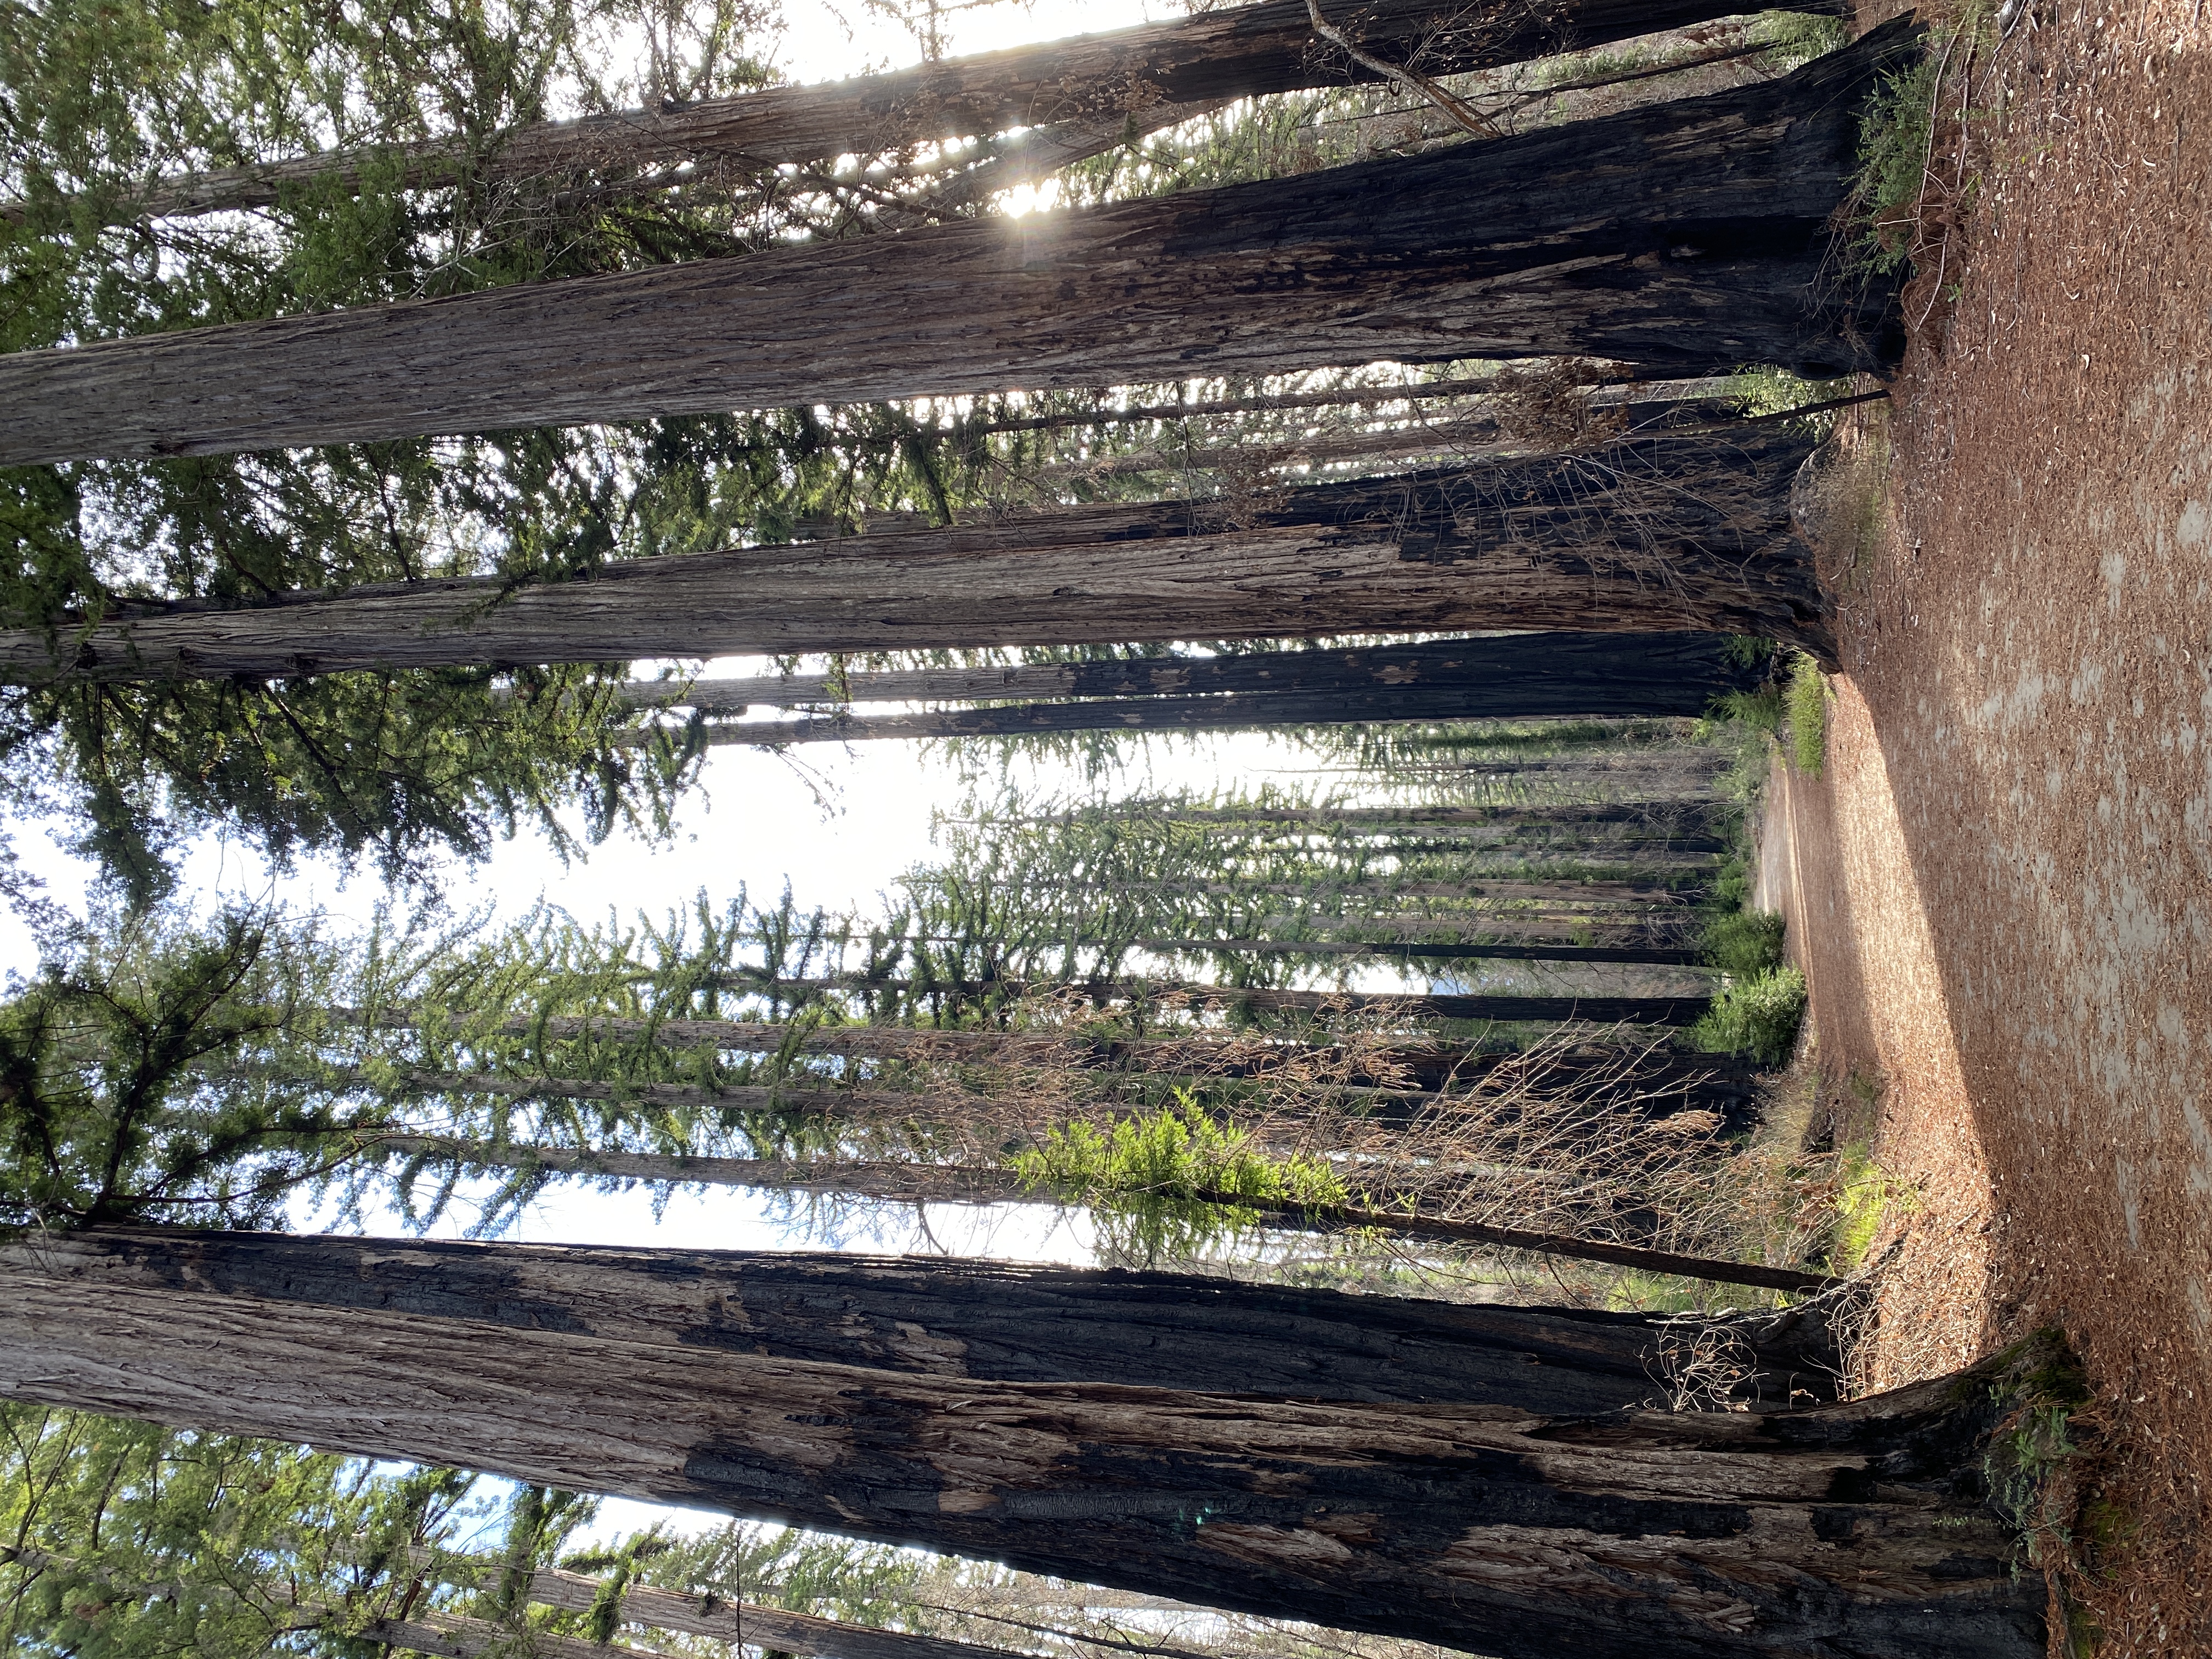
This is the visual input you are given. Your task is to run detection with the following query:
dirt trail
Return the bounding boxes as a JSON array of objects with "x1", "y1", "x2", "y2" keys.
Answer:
[{"x1": 1773, "y1": 0, "x2": 2211, "y2": 1647}]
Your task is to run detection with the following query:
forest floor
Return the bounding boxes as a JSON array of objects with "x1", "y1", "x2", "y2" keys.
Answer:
[{"x1": 1760, "y1": 0, "x2": 2211, "y2": 1649}]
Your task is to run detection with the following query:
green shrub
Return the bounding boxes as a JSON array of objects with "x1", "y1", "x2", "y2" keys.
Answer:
[
  {"x1": 1724, "y1": 365, "x2": 1855, "y2": 425},
  {"x1": 1012, "y1": 1094, "x2": 1347, "y2": 1207},
  {"x1": 1708, "y1": 855, "x2": 1753, "y2": 912},
  {"x1": 1785, "y1": 653, "x2": 1829, "y2": 774},
  {"x1": 1747, "y1": 8, "x2": 1851, "y2": 68},
  {"x1": 1852, "y1": 53, "x2": 1939, "y2": 272},
  {"x1": 1830, "y1": 1142, "x2": 1915, "y2": 1271},
  {"x1": 1691, "y1": 967, "x2": 1807, "y2": 1065},
  {"x1": 1702, "y1": 909, "x2": 1786, "y2": 975}
]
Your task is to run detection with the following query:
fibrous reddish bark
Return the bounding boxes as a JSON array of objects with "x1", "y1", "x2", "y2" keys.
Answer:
[
  {"x1": 10, "y1": 0, "x2": 1832, "y2": 227},
  {"x1": 17, "y1": 1228, "x2": 1836, "y2": 1409},
  {"x1": 0, "y1": 435, "x2": 1833, "y2": 682},
  {"x1": 0, "y1": 1228, "x2": 2046, "y2": 1659},
  {"x1": 0, "y1": 27, "x2": 1915, "y2": 468}
]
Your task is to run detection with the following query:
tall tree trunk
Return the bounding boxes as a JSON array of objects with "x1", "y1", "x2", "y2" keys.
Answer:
[
  {"x1": 743, "y1": 975, "x2": 1716, "y2": 1026},
  {"x1": 18, "y1": 1227, "x2": 1836, "y2": 1409},
  {"x1": 389, "y1": 1552, "x2": 1024, "y2": 1659},
  {"x1": 0, "y1": 26, "x2": 1916, "y2": 470},
  {"x1": 360, "y1": 1011, "x2": 1751, "y2": 1109},
  {"x1": 1227, "y1": 912, "x2": 1701, "y2": 947},
  {"x1": 598, "y1": 632, "x2": 1752, "y2": 713},
  {"x1": 373, "y1": 1138, "x2": 1819, "y2": 1290},
  {"x1": 10, "y1": 0, "x2": 1829, "y2": 227},
  {"x1": 1125, "y1": 935, "x2": 1707, "y2": 964},
  {"x1": 1006, "y1": 877, "x2": 1694, "y2": 904},
  {"x1": 643, "y1": 631, "x2": 1773, "y2": 738},
  {"x1": 0, "y1": 436, "x2": 1834, "y2": 681},
  {"x1": 0, "y1": 1232, "x2": 2049, "y2": 1659},
  {"x1": 1022, "y1": 800, "x2": 1723, "y2": 828},
  {"x1": 699, "y1": 687, "x2": 1677, "y2": 742}
]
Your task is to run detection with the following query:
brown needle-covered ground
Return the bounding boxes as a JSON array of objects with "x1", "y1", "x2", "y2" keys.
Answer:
[{"x1": 1760, "y1": 0, "x2": 2211, "y2": 1649}]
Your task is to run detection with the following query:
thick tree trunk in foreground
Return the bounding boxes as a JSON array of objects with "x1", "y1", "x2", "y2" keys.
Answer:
[
  {"x1": 18, "y1": 1228, "x2": 1836, "y2": 1410},
  {"x1": 18, "y1": 0, "x2": 1825, "y2": 225},
  {"x1": 659, "y1": 631, "x2": 1774, "y2": 743},
  {"x1": 0, "y1": 1234, "x2": 2046, "y2": 1659},
  {"x1": 0, "y1": 437, "x2": 1832, "y2": 684},
  {"x1": 0, "y1": 27, "x2": 1915, "y2": 469}
]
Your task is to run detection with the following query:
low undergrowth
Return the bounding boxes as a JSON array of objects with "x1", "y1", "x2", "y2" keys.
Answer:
[
  {"x1": 1701, "y1": 908, "x2": 1786, "y2": 975},
  {"x1": 1977, "y1": 1333, "x2": 2121, "y2": 1654},
  {"x1": 1829, "y1": 1139, "x2": 1917, "y2": 1272},
  {"x1": 1691, "y1": 967, "x2": 1808, "y2": 1065},
  {"x1": 1784, "y1": 652, "x2": 1829, "y2": 774}
]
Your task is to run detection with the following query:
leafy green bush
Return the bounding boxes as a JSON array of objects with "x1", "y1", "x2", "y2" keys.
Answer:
[
  {"x1": 1852, "y1": 53, "x2": 1939, "y2": 272},
  {"x1": 1785, "y1": 652, "x2": 1829, "y2": 774},
  {"x1": 1012, "y1": 1094, "x2": 1347, "y2": 1207},
  {"x1": 1747, "y1": 8, "x2": 1851, "y2": 67},
  {"x1": 1702, "y1": 909, "x2": 1787, "y2": 975},
  {"x1": 1691, "y1": 968, "x2": 1807, "y2": 1065}
]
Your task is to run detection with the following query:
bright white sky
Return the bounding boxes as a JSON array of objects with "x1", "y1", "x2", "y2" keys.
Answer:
[{"x1": 772, "y1": 0, "x2": 1169, "y2": 84}]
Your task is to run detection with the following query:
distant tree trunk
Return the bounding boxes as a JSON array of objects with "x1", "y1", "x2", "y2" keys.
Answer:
[
  {"x1": 599, "y1": 634, "x2": 1754, "y2": 713},
  {"x1": 0, "y1": 26, "x2": 1916, "y2": 469},
  {"x1": 1027, "y1": 800, "x2": 1723, "y2": 828},
  {"x1": 382, "y1": 1551, "x2": 1020, "y2": 1659},
  {"x1": 10, "y1": 0, "x2": 1824, "y2": 227},
  {"x1": 0, "y1": 436, "x2": 1835, "y2": 682},
  {"x1": 21, "y1": 1227, "x2": 1837, "y2": 1409},
  {"x1": 0, "y1": 1231, "x2": 2049, "y2": 1659},
  {"x1": 1010, "y1": 877, "x2": 1692, "y2": 905},
  {"x1": 745, "y1": 974, "x2": 1716, "y2": 1026},
  {"x1": 353, "y1": 1010, "x2": 1749, "y2": 1109},
  {"x1": 1128, "y1": 935, "x2": 1707, "y2": 965},
  {"x1": 653, "y1": 631, "x2": 1774, "y2": 743},
  {"x1": 1228, "y1": 912, "x2": 1701, "y2": 947}
]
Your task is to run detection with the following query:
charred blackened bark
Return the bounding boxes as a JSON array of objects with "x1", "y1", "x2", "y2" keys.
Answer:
[
  {"x1": 0, "y1": 435, "x2": 1833, "y2": 683},
  {"x1": 12, "y1": 0, "x2": 1837, "y2": 227},
  {"x1": 18, "y1": 1228, "x2": 1836, "y2": 1410},
  {"x1": 0, "y1": 26, "x2": 1917, "y2": 469},
  {"x1": 0, "y1": 1234, "x2": 2047, "y2": 1659}
]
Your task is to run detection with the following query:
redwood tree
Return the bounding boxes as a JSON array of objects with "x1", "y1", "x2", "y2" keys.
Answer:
[
  {"x1": 0, "y1": 433, "x2": 1836, "y2": 682},
  {"x1": 0, "y1": 26, "x2": 1916, "y2": 467},
  {"x1": 16, "y1": 0, "x2": 1838, "y2": 227},
  {"x1": 0, "y1": 1225, "x2": 2053, "y2": 1659}
]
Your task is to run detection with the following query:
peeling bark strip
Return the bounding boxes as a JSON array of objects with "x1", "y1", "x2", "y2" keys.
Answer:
[
  {"x1": 0, "y1": 435, "x2": 1831, "y2": 684},
  {"x1": 19, "y1": 1227, "x2": 1839, "y2": 1411},
  {"x1": 0, "y1": 26, "x2": 1918, "y2": 469},
  {"x1": 0, "y1": 1243, "x2": 2046, "y2": 1659},
  {"x1": 17, "y1": 0, "x2": 1835, "y2": 226}
]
